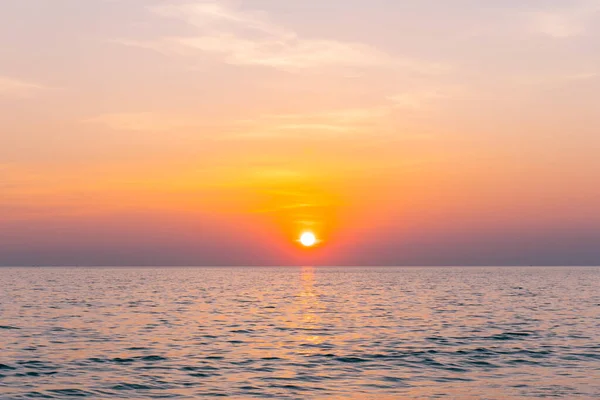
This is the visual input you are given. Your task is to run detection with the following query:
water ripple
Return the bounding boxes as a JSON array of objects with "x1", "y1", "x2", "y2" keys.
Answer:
[{"x1": 0, "y1": 266, "x2": 599, "y2": 399}]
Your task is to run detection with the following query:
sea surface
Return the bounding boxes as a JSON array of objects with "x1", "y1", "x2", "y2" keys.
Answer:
[{"x1": 1, "y1": 267, "x2": 599, "y2": 399}]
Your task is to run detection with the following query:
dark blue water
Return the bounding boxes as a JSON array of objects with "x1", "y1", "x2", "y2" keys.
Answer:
[{"x1": 1, "y1": 267, "x2": 599, "y2": 399}]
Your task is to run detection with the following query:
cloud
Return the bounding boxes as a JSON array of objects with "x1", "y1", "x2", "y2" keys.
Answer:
[
  {"x1": 122, "y1": 1, "x2": 445, "y2": 73},
  {"x1": 87, "y1": 88, "x2": 458, "y2": 139},
  {"x1": 566, "y1": 72, "x2": 599, "y2": 80},
  {"x1": 225, "y1": 88, "x2": 458, "y2": 140},
  {"x1": 388, "y1": 89, "x2": 453, "y2": 110},
  {"x1": 514, "y1": 71, "x2": 599, "y2": 85},
  {"x1": 85, "y1": 112, "x2": 202, "y2": 131},
  {"x1": 528, "y1": 1, "x2": 600, "y2": 38},
  {"x1": 0, "y1": 76, "x2": 46, "y2": 98},
  {"x1": 227, "y1": 106, "x2": 390, "y2": 139},
  {"x1": 531, "y1": 12, "x2": 584, "y2": 38},
  {"x1": 84, "y1": 109, "x2": 376, "y2": 137}
]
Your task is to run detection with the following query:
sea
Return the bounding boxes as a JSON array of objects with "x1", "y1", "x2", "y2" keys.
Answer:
[{"x1": 1, "y1": 266, "x2": 599, "y2": 399}]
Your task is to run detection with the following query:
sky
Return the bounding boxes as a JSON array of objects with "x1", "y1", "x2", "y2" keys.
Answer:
[{"x1": 1, "y1": 0, "x2": 600, "y2": 266}]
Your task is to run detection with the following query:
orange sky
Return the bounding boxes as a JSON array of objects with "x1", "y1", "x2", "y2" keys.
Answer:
[{"x1": 1, "y1": 1, "x2": 600, "y2": 265}]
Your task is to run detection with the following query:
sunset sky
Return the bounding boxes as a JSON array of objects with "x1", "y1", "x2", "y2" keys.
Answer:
[{"x1": 1, "y1": 0, "x2": 599, "y2": 266}]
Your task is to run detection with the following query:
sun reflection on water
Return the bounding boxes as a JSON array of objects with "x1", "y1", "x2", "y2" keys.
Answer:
[{"x1": 297, "y1": 267, "x2": 328, "y2": 350}]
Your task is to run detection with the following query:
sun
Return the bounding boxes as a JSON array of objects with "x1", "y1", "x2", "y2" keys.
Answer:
[{"x1": 299, "y1": 232, "x2": 317, "y2": 247}]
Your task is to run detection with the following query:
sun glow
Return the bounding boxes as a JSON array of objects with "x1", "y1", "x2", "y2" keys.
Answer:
[{"x1": 299, "y1": 232, "x2": 317, "y2": 247}]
